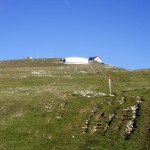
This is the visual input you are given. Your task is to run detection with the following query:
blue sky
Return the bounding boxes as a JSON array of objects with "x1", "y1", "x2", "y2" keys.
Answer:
[{"x1": 0, "y1": 0, "x2": 150, "y2": 69}]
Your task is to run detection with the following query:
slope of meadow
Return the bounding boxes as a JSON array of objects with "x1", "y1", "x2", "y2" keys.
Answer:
[{"x1": 0, "y1": 59, "x2": 150, "y2": 150}]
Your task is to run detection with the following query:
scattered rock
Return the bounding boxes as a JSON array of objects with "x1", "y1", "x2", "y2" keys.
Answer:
[
  {"x1": 73, "y1": 90, "x2": 106, "y2": 98},
  {"x1": 118, "y1": 97, "x2": 125, "y2": 104},
  {"x1": 136, "y1": 96, "x2": 143, "y2": 103},
  {"x1": 124, "y1": 104, "x2": 139, "y2": 139}
]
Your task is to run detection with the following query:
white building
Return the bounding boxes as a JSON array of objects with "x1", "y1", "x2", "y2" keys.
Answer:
[
  {"x1": 62, "y1": 57, "x2": 89, "y2": 64},
  {"x1": 89, "y1": 56, "x2": 103, "y2": 63},
  {"x1": 27, "y1": 56, "x2": 33, "y2": 59}
]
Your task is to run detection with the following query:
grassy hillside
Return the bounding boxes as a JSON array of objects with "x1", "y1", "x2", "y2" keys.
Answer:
[{"x1": 0, "y1": 58, "x2": 150, "y2": 150}]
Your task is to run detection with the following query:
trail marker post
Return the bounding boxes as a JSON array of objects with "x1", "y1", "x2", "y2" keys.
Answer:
[{"x1": 108, "y1": 73, "x2": 114, "y2": 96}]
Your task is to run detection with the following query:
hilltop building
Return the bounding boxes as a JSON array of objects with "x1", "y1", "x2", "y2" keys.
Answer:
[
  {"x1": 89, "y1": 56, "x2": 103, "y2": 63},
  {"x1": 27, "y1": 56, "x2": 33, "y2": 59}
]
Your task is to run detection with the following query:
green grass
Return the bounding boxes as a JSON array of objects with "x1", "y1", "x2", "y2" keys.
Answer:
[{"x1": 0, "y1": 58, "x2": 150, "y2": 149}]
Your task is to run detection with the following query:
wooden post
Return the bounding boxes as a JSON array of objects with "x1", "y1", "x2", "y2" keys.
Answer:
[{"x1": 108, "y1": 73, "x2": 114, "y2": 96}]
